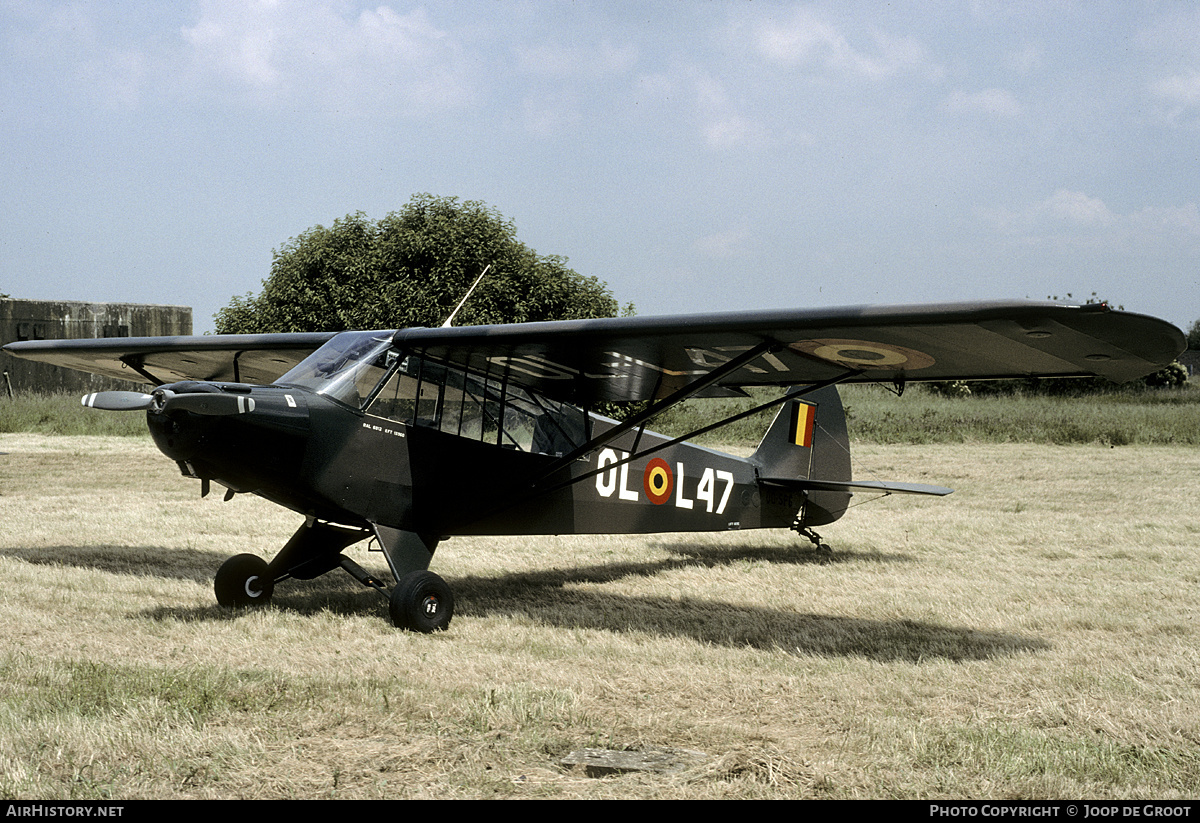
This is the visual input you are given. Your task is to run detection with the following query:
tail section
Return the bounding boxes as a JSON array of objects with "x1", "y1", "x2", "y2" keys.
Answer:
[
  {"x1": 751, "y1": 385, "x2": 953, "y2": 528},
  {"x1": 751, "y1": 386, "x2": 852, "y2": 526}
]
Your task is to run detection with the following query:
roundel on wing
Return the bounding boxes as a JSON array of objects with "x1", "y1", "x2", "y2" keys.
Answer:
[
  {"x1": 789, "y1": 339, "x2": 936, "y2": 371},
  {"x1": 643, "y1": 458, "x2": 673, "y2": 505}
]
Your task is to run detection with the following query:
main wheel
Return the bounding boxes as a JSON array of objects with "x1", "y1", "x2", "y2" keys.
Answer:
[
  {"x1": 215, "y1": 553, "x2": 274, "y2": 607},
  {"x1": 389, "y1": 570, "x2": 454, "y2": 632}
]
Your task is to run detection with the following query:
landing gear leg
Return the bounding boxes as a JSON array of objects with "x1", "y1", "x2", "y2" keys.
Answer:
[
  {"x1": 213, "y1": 520, "x2": 455, "y2": 632},
  {"x1": 793, "y1": 524, "x2": 832, "y2": 555},
  {"x1": 214, "y1": 520, "x2": 368, "y2": 610}
]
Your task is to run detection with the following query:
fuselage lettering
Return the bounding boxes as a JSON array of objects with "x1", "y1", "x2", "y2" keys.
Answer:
[
  {"x1": 695, "y1": 467, "x2": 736, "y2": 514},
  {"x1": 674, "y1": 462, "x2": 694, "y2": 509},
  {"x1": 595, "y1": 452, "x2": 734, "y2": 515},
  {"x1": 596, "y1": 448, "x2": 619, "y2": 497},
  {"x1": 618, "y1": 459, "x2": 639, "y2": 501},
  {"x1": 596, "y1": 449, "x2": 640, "y2": 501}
]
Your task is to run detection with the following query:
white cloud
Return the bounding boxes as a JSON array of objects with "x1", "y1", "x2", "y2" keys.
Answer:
[
  {"x1": 1039, "y1": 189, "x2": 1116, "y2": 226},
  {"x1": 1004, "y1": 43, "x2": 1042, "y2": 75},
  {"x1": 1150, "y1": 70, "x2": 1200, "y2": 125},
  {"x1": 633, "y1": 67, "x2": 769, "y2": 150},
  {"x1": 702, "y1": 114, "x2": 762, "y2": 150},
  {"x1": 1152, "y1": 71, "x2": 1200, "y2": 105},
  {"x1": 3, "y1": 1, "x2": 156, "y2": 108},
  {"x1": 1136, "y1": 9, "x2": 1200, "y2": 127},
  {"x1": 1131, "y1": 203, "x2": 1200, "y2": 238},
  {"x1": 981, "y1": 189, "x2": 1114, "y2": 234},
  {"x1": 181, "y1": 0, "x2": 283, "y2": 88},
  {"x1": 752, "y1": 8, "x2": 932, "y2": 81},
  {"x1": 513, "y1": 38, "x2": 638, "y2": 137},
  {"x1": 178, "y1": 0, "x2": 475, "y2": 114},
  {"x1": 520, "y1": 94, "x2": 581, "y2": 139},
  {"x1": 691, "y1": 73, "x2": 768, "y2": 150},
  {"x1": 980, "y1": 190, "x2": 1200, "y2": 248}
]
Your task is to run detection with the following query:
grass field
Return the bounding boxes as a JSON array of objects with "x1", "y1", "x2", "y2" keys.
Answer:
[
  {"x1": 7, "y1": 384, "x2": 1200, "y2": 446},
  {"x1": 664, "y1": 384, "x2": 1200, "y2": 448},
  {"x1": 1, "y1": 431, "x2": 1198, "y2": 798}
]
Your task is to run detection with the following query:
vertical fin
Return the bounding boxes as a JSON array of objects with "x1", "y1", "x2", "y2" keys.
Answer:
[
  {"x1": 751, "y1": 385, "x2": 852, "y2": 526},
  {"x1": 752, "y1": 386, "x2": 849, "y2": 482}
]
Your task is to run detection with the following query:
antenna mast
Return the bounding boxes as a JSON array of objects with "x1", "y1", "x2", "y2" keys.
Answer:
[{"x1": 441, "y1": 265, "x2": 491, "y2": 328}]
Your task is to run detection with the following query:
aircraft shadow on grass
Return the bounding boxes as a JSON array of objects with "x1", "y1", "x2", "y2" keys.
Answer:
[
  {"x1": 2, "y1": 544, "x2": 227, "y2": 583},
  {"x1": 3, "y1": 540, "x2": 1045, "y2": 662}
]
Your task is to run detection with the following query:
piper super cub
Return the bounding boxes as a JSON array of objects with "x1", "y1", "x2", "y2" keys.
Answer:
[{"x1": 3, "y1": 300, "x2": 1184, "y2": 632}]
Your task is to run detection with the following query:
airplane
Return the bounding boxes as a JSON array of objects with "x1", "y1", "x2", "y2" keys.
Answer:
[{"x1": 3, "y1": 300, "x2": 1184, "y2": 632}]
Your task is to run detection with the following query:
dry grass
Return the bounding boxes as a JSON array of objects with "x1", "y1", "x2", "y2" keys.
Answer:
[{"x1": 0, "y1": 434, "x2": 1198, "y2": 798}]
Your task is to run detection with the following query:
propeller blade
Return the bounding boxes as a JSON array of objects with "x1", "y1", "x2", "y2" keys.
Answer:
[
  {"x1": 160, "y1": 392, "x2": 256, "y2": 416},
  {"x1": 82, "y1": 391, "x2": 154, "y2": 411},
  {"x1": 84, "y1": 387, "x2": 257, "y2": 416}
]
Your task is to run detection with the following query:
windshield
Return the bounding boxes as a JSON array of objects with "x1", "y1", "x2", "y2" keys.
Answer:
[{"x1": 276, "y1": 331, "x2": 396, "y2": 408}]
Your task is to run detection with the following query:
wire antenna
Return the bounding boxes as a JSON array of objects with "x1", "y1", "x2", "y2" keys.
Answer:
[{"x1": 441, "y1": 265, "x2": 491, "y2": 328}]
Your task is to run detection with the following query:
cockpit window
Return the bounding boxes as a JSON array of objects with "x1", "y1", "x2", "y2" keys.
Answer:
[
  {"x1": 366, "y1": 354, "x2": 590, "y2": 455},
  {"x1": 282, "y1": 334, "x2": 592, "y2": 454},
  {"x1": 276, "y1": 331, "x2": 396, "y2": 408}
]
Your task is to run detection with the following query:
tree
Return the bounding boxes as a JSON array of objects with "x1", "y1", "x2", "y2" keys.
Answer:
[
  {"x1": 215, "y1": 194, "x2": 626, "y2": 334},
  {"x1": 1186, "y1": 318, "x2": 1200, "y2": 350}
]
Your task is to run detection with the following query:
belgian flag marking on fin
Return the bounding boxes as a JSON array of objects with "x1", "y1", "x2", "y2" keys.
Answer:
[{"x1": 788, "y1": 401, "x2": 817, "y2": 448}]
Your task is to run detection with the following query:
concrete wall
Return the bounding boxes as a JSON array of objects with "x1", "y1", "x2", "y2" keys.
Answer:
[{"x1": 1, "y1": 298, "x2": 192, "y2": 395}]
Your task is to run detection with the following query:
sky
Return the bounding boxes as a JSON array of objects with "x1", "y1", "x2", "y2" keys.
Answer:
[{"x1": 3, "y1": 1, "x2": 1199, "y2": 334}]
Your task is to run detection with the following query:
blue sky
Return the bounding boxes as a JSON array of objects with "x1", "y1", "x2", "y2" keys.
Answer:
[{"x1": 3, "y1": 1, "x2": 1199, "y2": 333}]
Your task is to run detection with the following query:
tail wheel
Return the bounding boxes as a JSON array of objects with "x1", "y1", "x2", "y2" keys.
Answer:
[
  {"x1": 215, "y1": 553, "x2": 274, "y2": 608},
  {"x1": 389, "y1": 570, "x2": 454, "y2": 632}
]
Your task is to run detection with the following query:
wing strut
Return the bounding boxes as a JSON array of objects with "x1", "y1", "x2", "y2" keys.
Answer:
[
  {"x1": 531, "y1": 341, "x2": 778, "y2": 484},
  {"x1": 119, "y1": 356, "x2": 166, "y2": 387},
  {"x1": 530, "y1": 362, "x2": 864, "y2": 496}
]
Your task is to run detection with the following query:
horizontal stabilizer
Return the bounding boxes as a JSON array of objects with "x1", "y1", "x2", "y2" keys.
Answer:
[{"x1": 760, "y1": 477, "x2": 953, "y2": 496}]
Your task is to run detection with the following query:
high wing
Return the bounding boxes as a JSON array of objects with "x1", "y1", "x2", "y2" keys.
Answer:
[
  {"x1": 3, "y1": 301, "x2": 1183, "y2": 401},
  {"x1": 391, "y1": 300, "x2": 1185, "y2": 404},
  {"x1": 3, "y1": 332, "x2": 337, "y2": 386}
]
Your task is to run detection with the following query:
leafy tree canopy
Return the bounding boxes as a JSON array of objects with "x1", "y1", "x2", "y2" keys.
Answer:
[
  {"x1": 215, "y1": 194, "x2": 627, "y2": 334},
  {"x1": 1186, "y1": 318, "x2": 1200, "y2": 350}
]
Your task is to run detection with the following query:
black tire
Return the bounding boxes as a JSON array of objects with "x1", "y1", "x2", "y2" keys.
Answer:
[
  {"x1": 389, "y1": 570, "x2": 454, "y2": 632},
  {"x1": 215, "y1": 553, "x2": 274, "y2": 608}
]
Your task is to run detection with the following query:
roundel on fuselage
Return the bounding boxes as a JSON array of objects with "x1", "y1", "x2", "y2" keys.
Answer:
[{"x1": 643, "y1": 458, "x2": 673, "y2": 505}]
